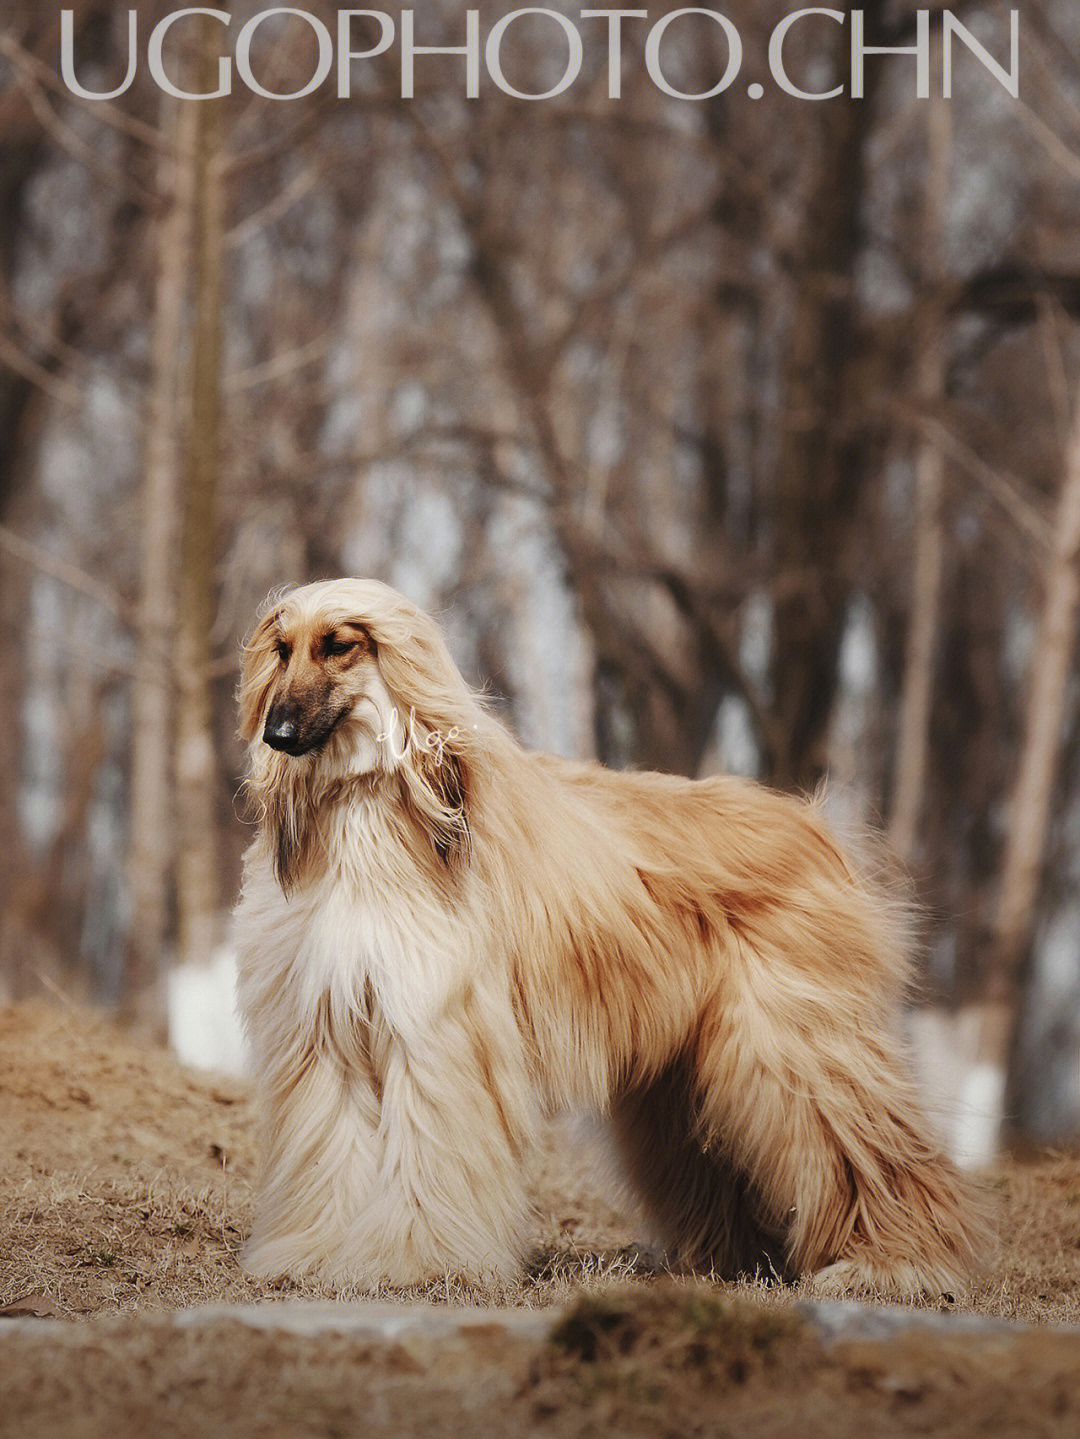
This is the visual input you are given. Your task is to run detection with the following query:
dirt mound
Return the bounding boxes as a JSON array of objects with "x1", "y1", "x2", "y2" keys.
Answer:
[
  {"x1": 7, "y1": 1003, "x2": 1080, "y2": 1435},
  {"x1": 0, "y1": 1003, "x2": 637, "y2": 1317},
  {"x1": 4, "y1": 1286, "x2": 1080, "y2": 1439},
  {"x1": 0, "y1": 1002, "x2": 257, "y2": 1315},
  {"x1": 4, "y1": 998, "x2": 1080, "y2": 1326}
]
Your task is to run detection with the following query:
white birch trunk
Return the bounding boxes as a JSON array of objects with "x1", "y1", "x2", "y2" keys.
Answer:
[
  {"x1": 890, "y1": 49, "x2": 951, "y2": 868},
  {"x1": 124, "y1": 96, "x2": 197, "y2": 1029},
  {"x1": 974, "y1": 365, "x2": 1080, "y2": 1155},
  {"x1": 175, "y1": 32, "x2": 224, "y2": 972}
]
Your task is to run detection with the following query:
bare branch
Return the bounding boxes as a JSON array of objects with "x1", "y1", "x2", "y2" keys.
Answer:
[
  {"x1": 0, "y1": 523, "x2": 133, "y2": 624},
  {"x1": 227, "y1": 160, "x2": 323, "y2": 249},
  {"x1": 2, "y1": 306, "x2": 88, "y2": 376},
  {"x1": 224, "y1": 91, "x2": 366, "y2": 175},
  {"x1": 15, "y1": 64, "x2": 161, "y2": 211},
  {"x1": 225, "y1": 336, "x2": 331, "y2": 393},
  {"x1": 0, "y1": 29, "x2": 167, "y2": 151},
  {"x1": 540, "y1": 204, "x2": 737, "y2": 371},
  {"x1": 1023, "y1": 24, "x2": 1080, "y2": 152},
  {"x1": 0, "y1": 330, "x2": 81, "y2": 407},
  {"x1": 1036, "y1": 295, "x2": 1072, "y2": 452},
  {"x1": 878, "y1": 398, "x2": 1053, "y2": 550},
  {"x1": 1013, "y1": 96, "x2": 1080, "y2": 187},
  {"x1": 650, "y1": 567, "x2": 780, "y2": 768}
]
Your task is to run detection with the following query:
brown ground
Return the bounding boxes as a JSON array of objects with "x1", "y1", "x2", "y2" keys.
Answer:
[{"x1": 3, "y1": 1001, "x2": 1080, "y2": 1436}]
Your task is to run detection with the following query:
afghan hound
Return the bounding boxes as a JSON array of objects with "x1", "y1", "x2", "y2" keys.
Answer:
[{"x1": 233, "y1": 578, "x2": 982, "y2": 1296}]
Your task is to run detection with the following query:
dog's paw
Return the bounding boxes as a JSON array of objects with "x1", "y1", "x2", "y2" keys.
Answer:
[
  {"x1": 241, "y1": 1218, "x2": 523, "y2": 1292},
  {"x1": 806, "y1": 1259, "x2": 867, "y2": 1297},
  {"x1": 238, "y1": 1240, "x2": 298, "y2": 1282},
  {"x1": 328, "y1": 1249, "x2": 517, "y2": 1292},
  {"x1": 239, "y1": 1235, "x2": 343, "y2": 1285},
  {"x1": 808, "y1": 1254, "x2": 965, "y2": 1300}
]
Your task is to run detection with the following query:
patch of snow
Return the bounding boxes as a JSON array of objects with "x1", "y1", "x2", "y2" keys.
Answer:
[
  {"x1": 714, "y1": 696, "x2": 759, "y2": 779},
  {"x1": 908, "y1": 1007, "x2": 962, "y2": 1150},
  {"x1": 167, "y1": 946, "x2": 248, "y2": 1078},
  {"x1": 952, "y1": 1062, "x2": 1007, "y2": 1170}
]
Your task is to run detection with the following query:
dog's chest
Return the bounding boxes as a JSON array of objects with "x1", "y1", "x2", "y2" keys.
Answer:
[{"x1": 238, "y1": 811, "x2": 464, "y2": 1038}]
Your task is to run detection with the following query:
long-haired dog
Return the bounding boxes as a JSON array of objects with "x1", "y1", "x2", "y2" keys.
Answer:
[{"x1": 234, "y1": 578, "x2": 982, "y2": 1295}]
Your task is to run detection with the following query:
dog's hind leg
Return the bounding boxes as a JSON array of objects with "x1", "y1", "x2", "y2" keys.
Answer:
[
  {"x1": 692, "y1": 959, "x2": 983, "y2": 1297},
  {"x1": 611, "y1": 1057, "x2": 787, "y2": 1280}
]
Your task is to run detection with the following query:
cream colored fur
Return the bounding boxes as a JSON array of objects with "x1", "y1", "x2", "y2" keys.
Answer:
[{"x1": 233, "y1": 578, "x2": 983, "y2": 1295}]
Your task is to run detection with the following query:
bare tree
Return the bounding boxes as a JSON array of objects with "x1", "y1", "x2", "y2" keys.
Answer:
[
  {"x1": 124, "y1": 95, "x2": 196, "y2": 1028},
  {"x1": 174, "y1": 33, "x2": 225, "y2": 973},
  {"x1": 890, "y1": 39, "x2": 951, "y2": 867},
  {"x1": 766, "y1": 5, "x2": 889, "y2": 791},
  {"x1": 975, "y1": 358, "x2": 1080, "y2": 1147}
]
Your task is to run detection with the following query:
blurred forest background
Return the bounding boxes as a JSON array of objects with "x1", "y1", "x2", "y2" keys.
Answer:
[{"x1": 0, "y1": 0, "x2": 1077, "y2": 1162}]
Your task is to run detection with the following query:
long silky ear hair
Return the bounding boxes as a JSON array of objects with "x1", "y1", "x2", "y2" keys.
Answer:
[
  {"x1": 397, "y1": 715, "x2": 473, "y2": 865},
  {"x1": 238, "y1": 607, "x2": 282, "y2": 745},
  {"x1": 237, "y1": 600, "x2": 323, "y2": 891},
  {"x1": 355, "y1": 593, "x2": 513, "y2": 869}
]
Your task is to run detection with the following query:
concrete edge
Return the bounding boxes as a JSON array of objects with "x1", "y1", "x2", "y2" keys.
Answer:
[{"x1": 1, "y1": 1296, "x2": 1075, "y2": 1345}]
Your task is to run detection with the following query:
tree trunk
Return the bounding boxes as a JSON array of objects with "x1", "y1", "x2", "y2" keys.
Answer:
[
  {"x1": 123, "y1": 95, "x2": 198, "y2": 1030},
  {"x1": 175, "y1": 32, "x2": 224, "y2": 972},
  {"x1": 969, "y1": 371, "x2": 1080, "y2": 1159},
  {"x1": 767, "y1": 59, "x2": 881, "y2": 791},
  {"x1": 890, "y1": 42, "x2": 951, "y2": 868}
]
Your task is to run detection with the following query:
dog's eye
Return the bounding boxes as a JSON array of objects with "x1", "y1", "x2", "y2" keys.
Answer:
[
  {"x1": 275, "y1": 640, "x2": 291, "y2": 665},
  {"x1": 324, "y1": 636, "x2": 358, "y2": 657}
]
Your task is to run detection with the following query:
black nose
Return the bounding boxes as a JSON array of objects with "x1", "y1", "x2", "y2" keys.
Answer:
[{"x1": 263, "y1": 712, "x2": 303, "y2": 754}]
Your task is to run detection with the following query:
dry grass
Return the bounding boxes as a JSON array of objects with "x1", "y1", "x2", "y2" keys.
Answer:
[
  {"x1": 3, "y1": 1000, "x2": 1080, "y2": 1326},
  {"x1": 0, "y1": 1002, "x2": 650, "y2": 1317}
]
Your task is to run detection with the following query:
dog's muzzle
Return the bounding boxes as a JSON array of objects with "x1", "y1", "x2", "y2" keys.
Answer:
[
  {"x1": 262, "y1": 696, "x2": 350, "y2": 757},
  {"x1": 263, "y1": 703, "x2": 307, "y2": 755}
]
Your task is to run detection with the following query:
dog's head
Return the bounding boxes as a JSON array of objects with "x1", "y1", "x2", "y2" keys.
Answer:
[
  {"x1": 240, "y1": 588, "x2": 393, "y2": 771},
  {"x1": 239, "y1": 579, "x2": 486, "y2": 887}
]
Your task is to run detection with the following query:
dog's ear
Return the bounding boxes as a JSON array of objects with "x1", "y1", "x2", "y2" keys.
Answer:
[
  {"x1": 238, "y1": 609, "x2": 281, "y2": 744},
  {"x1": 429, "y1": 750, "x2": 470, "y2": 864},
  {"x1": 404, "y1": 739, "x2": 472, "y2": 869}
]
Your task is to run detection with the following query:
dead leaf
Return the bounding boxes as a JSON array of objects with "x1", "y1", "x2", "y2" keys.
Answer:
[{"x1": 1, "y1": 1294, "x2": 62, "y2": 1318}]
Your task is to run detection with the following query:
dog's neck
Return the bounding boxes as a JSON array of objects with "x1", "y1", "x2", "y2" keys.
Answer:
[{"x1": 256, "y1": 758, "x2": 457, "y2": 897}]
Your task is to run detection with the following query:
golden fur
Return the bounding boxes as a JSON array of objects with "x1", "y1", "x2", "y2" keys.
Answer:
[{"x1": 233, "y1": 577, "x2": 982, "y2": 1295}]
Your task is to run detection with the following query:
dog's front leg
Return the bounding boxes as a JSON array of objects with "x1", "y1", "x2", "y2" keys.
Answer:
[
  {"x1": 241, "y1": 1034, "x2": 382, "y2": 1284},
  {"x1": 336, "y1": 983, "x2": 535, "y2": 1289}
]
